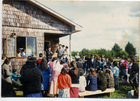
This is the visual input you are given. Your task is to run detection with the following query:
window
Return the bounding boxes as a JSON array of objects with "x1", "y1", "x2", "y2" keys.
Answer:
[{"x1": 17, "y1": 37, "x2": 36, "y2": 57}]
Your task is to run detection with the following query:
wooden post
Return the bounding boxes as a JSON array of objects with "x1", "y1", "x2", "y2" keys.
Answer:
[{"x1": 69, "y1": 34, "x2": 71, "y2": 62}]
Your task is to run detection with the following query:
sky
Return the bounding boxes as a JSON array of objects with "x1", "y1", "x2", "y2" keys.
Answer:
[{"x1": 39, "y1": 1, "x2": 140, "y2": 55}]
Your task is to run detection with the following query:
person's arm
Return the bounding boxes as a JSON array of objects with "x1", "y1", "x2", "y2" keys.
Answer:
[
  {"x1": 5, "y1": 65, "x2": 12, "y2": 76},
  {"x1": 68, "y1": 75, "x2": 72, "y2": 88},
  {"x1": 84, "y1": 77, "x2": 87, "y2": 87}
]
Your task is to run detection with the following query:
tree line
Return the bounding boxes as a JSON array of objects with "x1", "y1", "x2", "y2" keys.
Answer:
[{"x1": 72, "y1": 41, "x2": 136, "y2": 58}]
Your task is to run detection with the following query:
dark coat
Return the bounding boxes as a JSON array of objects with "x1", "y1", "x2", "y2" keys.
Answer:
[
  {"x1": 20, "y1": 66, "x2": 43, "y2": 95},
  {"x1": 76, "y1": 62, "x2": 83, "y2": 69},
  {"x1": 69, "y1": 68, "x2": 80, "y2": 84},
  {"x1": 97, "y1": 75, "x2": 107, "y2": 91},
  {"x1": 87, "y1": 58, "x2": 97, "y2": 70},
  {"x1": 46, "y1": 50, "x2": 53, "y2": 60},
  {"x1": 86, "y1": 74, "x2": 97, "y2": 91},
  {"x1": 104, "y1": 73, "x2": 114, "y2": 88}
]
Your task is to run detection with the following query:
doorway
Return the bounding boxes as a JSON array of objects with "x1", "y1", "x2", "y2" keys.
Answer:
[{"x1": 44, "y1": 41, "x2": 50, "y2": 51}]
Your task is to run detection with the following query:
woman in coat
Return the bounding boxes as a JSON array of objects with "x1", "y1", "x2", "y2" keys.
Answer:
[
  {"x1": 38, "y1": 57, "x2": 50, "y2": 97},
  {"x1": 20, "y1": 57, "x2": 43, "y2": 97}
]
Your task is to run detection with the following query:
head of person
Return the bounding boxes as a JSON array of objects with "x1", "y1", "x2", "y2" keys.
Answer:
[
  {"x1": 104, "y1": 65, "x2": 107, "y2": 70},
  {"x1": 39, "y1": 53, "x2": 43, "y2": 58},
  {"x1": 108, "y1": 57, "x2": 113, "y2": 62},
  {"x1": 52, "y1": 57, "x2": 57, "y2": 62},
  {"x1": 3, "y1": 58, "x2": 10, "y2": 65},
  {"x1": 91, "y1": 54, "x2": 94, "y2": 59},
  {"x1": 65, "y1": 46, "x2": 68, "y2": 50},
  {"x1": 61, "y1": 66, "x2": 69, "y2": 75},
  {"x1": 86, "y1": 53, "x2": 89, "y2": 57},
  {"x1": 98, "y1": 70, "x2": 104, "y2": 76},
  {"x1": 13, "y1": 69, "x2": 17, "y2": 74},
  {"x1": 129, "y1": 55, "x2": 134, "y2": 61},
  {"x1": 40, "y1": 57, "x2": 48, "y2": 71},
  {"x1": 22, "y1": 48, "x2": 26, "y2": 52},
  {"x1": 2, "y1": 55, "x2": 6, "y2": 61},
  {"x1": 78, "y1": 58, "x2": 81, "y2": 62},
  {"x1": 45, "y1": 48, "x2": 47, "y2": 51},
  {"x1": 113, "y1": 61, "x2": 117, "y2": 67},
  {"x1": 102, "y1": 54, "x2": 105, "y2": 58},
  {"x1": 124, "y1": 57, "x2": 128, "y2": 61},
  {"x1": 60, "y1": 59, "x2": 65, "y2": 64},
  {"x1": 26, "y1": 57, "x2": 37, "y2": 68},
  {"x1": 131, "y1": 58, "x2": 138, "y2": 65},
  {"x1": 17, "y1": 49, "x2": 21, "y2": 54},
  {"x1": 83, "y1": 54, "x2": 85, "y2": 58},
  {"x1": 70, "y1": 61, "x2": 75, "y2": 68},
  {"x1": 27, "y1": 56, "x2": 31, "y2": 60},
  {"x1": 95, "y1": 55, "x2": 98, "y2": 59},
  {"x1": 89, "y1": 68, "x2": 97, "y2": 77},
  {"x1": 59, "y1": 44, "x2": 62, "y2": 49},
  {"x1": 107, "y1": 61, "x2": 111, "y2": 67},
  {"x1": 102, "y1": 58, "x2": 105, "y2": 62},
  {"x1": 62, "y1": 45, "x2": 65, "y2": 48},
  {"x1": 97, "y1": 58, "x2": 100, "y2": 62},
  {"x1": 121, "y1": 56, "x2": 124, "y2": 59},
  {"x1": 48, "y1": 46, "x2": 51, "y2": 50},
  {"x1": 77, "y1": 53, "x2": 79, "y2": 56},
  {"x1": 79, "y1": 68, "x2": 84, "y2": 76}
]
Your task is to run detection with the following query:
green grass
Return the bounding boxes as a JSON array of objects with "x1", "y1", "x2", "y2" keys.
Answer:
[{"x1": 13, "y1": 79, "x2": 135, "y2": 98}]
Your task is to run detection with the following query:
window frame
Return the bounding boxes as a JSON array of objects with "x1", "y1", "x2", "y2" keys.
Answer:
[
  {"x1": 4, "y1": 35, "x2": 37, "y2": 58},
  {"x1": 6, "y1": 35, "x2": 17, "y2": 57}
]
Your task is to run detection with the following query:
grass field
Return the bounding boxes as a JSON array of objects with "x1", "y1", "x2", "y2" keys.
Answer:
[{"x1": 13, "y1": 78, "x2": 136, "y2": 98}]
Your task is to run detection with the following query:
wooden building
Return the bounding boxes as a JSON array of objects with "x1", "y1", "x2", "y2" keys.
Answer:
[{"x1": 2, "y1": 0, "x2": 82, "y2": 72}]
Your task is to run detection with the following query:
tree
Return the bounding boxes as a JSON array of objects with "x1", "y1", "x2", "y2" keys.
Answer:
[
  {"x1": 119, "y1": 51, "x2": 129, "y2": 57},
  {"x1": 112, "y1": 43, "x2": 122, "y2": 57},
  {"x1": 125, "y1": 42, "x2": 136, "y2": 56}
]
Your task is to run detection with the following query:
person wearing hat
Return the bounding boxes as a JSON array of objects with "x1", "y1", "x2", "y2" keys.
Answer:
[
  {"x1": 46, "y1": 46, "x2": 53, "y2": 62},
  {"x1": 63, "y1": 46, "x2": 69, "y2": 64}
]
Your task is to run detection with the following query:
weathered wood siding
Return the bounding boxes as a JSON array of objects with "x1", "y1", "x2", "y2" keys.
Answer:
[{"x1": 2, "y1": 1, "x2": 71, "y2": 34}]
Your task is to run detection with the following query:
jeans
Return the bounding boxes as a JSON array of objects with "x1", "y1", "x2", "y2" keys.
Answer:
[
  {"x1": 64, "y1": 57, "x2": 68, "y2": 64},
  {"x1": 12, "y1": 79, "x2": 20, "y2": 85},
  {"x1": 114, "y1": 76, "x2": 119, "y2": 89},
  {"x1": 129, "y1": 73, "x2": 138, "y2": 90}
]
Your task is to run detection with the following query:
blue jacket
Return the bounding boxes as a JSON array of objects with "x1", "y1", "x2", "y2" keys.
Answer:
[
  {"x1": 38, "y1": 65, "x2": 50, "y2": 78},
  {"x1": 112, "y1": 66, "x2": 119, "y2": 77},
  {"x1": 21, "y1": 52, "x2": 26, "y2": 57},
  {"x1": 10, "y1": 72, "x2": 21, "y2": 80},
  {"x1": 108, "y1": 66, "x2": 113, "y2": 72},
  {"x1": 86, "y1": 74, "x2": 97, "y2": 91}
]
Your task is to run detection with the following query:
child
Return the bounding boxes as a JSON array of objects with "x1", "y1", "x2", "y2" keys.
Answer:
[
  {"x1": 97, "y1": 70, "x2": 107, "y2": 91},
  {"x1": 104, "y1": 69, "x2": 114, "y2": 88},
  {"x1": 112, "y1": 61, "x2": 119, "y2": 89},
  {"x1": 36, "y1": 53, "x2": 43, "y2": 66},
  {"x1": 100, "y1": 58, "x2": 106, "y2": 71},
  {"x1": 86, "y1": 68, "x2": 97, "y2": 91},
  {"x1": 103, "y1": 65, "x2": 108, "y2": 72},
  {"x1": 57, "y1": 66, "x2": 71, "y2": 98},
  {"x1": 10, "y1": 69, "x2": 21, "y2": 86},
  {"x1": 107, "y1": 61, "x2": 113, "y2": 72},
  {"x1": 79, "y1": 68, "x2": 86, "y2": 92},
  {"x1": 96, "y1": 58, "x2": 101, "y2": 73}
]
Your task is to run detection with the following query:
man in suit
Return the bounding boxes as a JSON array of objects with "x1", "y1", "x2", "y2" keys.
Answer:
[{"x1": 87, "y1": 54, "x2": 97, "y2": 71}]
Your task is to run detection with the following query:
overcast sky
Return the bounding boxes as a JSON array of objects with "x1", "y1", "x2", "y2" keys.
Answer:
[{"x1": 39, "y1": 1, "x2": 140, "y2": 56}]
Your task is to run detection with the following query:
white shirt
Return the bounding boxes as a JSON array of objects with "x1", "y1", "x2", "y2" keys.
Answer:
[{"x1": 79, "y1": 76, "x2": 86, "y2": 92}]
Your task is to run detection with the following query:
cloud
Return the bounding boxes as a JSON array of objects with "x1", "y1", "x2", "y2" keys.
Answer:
[{"x1": 39, "y1": 1, "x2": 140, "y2": 55}]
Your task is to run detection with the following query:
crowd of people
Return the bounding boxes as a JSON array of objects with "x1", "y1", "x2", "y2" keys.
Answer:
[{"x1": 1, "y1": 48, "x2": 139, "y2": 98}]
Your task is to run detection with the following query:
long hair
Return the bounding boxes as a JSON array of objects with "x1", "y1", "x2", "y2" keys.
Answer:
[
  {"x1": 61, "y1": 66, "x2": 69, "y2": 75},
  {"x1": 132, "y1": 58, "x2": 138, "y2": 65},
  {"x1": 40, "y1": 58, "x2": 48, "y2": 71},
  {"x1": 89, "y1": 68, "x2": 97, "y2": 77},
  {"x1": 2, "y1": 58, "x2": 10, "y2": 67}
]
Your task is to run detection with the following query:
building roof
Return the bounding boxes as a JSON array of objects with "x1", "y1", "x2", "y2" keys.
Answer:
[{"x1": 28, "y1": 0, "x2": 82, "y2": 34}]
